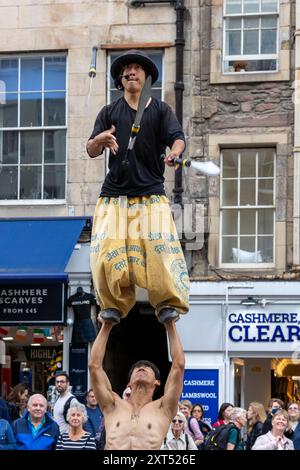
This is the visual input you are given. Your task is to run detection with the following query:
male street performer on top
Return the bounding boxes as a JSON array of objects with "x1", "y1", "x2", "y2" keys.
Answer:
[{"x1": 87, "y1": 50, "x2": 189, "y2": 325}]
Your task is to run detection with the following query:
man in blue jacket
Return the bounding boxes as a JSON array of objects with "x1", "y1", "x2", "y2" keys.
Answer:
[{"x1": 12, "y1": 393, "x2": 59, "y2": 450}]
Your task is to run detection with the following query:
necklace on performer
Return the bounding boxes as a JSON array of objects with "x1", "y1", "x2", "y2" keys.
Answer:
[{"x1": 131, "y1": 412, "x2": 140, "y2": 422}]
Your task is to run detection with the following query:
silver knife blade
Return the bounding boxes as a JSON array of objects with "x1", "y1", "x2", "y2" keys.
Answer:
[{"x1": 127, "y1": 75, "x2": 152, "y2": 150}]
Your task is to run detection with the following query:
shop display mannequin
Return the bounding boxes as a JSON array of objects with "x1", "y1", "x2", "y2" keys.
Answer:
[{"x1": 67, "y1": 287, "x2": 98, "y2": 343}]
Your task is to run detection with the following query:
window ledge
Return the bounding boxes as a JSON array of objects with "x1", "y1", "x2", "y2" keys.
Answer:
[
  {"x1": 0, "y1": 200, "x2": 66, "y2": 206},
  {"x1": 220, "y1": 263, "x2": 275, "y2": 269}
]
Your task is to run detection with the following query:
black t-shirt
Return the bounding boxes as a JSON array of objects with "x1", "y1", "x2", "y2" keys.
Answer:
[
  {"x1": 88, "y1": 97, "x2": 185, "y2": 197},
  {"x1": 67, "y1": 292, "x2": 97, "y2": 320}
]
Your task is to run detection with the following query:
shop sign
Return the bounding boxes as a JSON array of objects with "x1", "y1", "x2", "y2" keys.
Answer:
[
  {"x1": 69, "y1": 343, "x2": 88, "y2": 403},
  {"x1": 0, "y1": 282, "x2": 67, "y2": 325},
  {"x1": 181, "y1": 369, "x2": 219, "y2": 424},
  {"x1": 24, "y1": 346, "x2": 62, "y2": 362},
  {"x1": 228, "y1": 309, "x2": 300, "y2": 351}
]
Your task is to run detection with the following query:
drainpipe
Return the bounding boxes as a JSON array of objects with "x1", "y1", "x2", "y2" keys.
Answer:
[{"x1": 130, "y1": 0, "x2": 186, "y2": 205}]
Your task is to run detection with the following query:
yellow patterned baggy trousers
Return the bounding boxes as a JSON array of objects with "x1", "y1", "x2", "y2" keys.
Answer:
[{"x1": 90, "y1": 195, "x2": 189, "y2": 318}]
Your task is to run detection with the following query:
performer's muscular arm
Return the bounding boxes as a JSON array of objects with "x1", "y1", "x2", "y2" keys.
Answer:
[
  {"x1": 88, "y1": 321, "x2": 115, "y2": 412},
  {"x1": 161, "y1": 321, "x2": 185, "y2": 419}
]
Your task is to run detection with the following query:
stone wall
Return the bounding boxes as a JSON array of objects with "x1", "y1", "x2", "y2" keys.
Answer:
[{"x1": 183, "y1": 0, "x2": 295, "y2": 278}]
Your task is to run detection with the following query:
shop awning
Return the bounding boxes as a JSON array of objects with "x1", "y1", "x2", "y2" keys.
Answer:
[{"x1": 0, "y1": 217, "x2": 87, "y2": 282}]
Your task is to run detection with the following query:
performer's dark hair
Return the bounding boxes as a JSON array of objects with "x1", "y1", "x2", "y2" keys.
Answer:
[{"x1": 128, "y1": 360, "x2": 160, "y2": 382}]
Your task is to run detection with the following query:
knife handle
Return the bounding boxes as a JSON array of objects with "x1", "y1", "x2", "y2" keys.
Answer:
[{"x1": 160, "y1": 154, "x2": 191, "y2": 167}]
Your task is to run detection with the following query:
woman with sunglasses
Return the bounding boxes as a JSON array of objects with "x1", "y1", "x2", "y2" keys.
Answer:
[{"x1": 161, "y1": 412, "x2": 198, "y2": 450}]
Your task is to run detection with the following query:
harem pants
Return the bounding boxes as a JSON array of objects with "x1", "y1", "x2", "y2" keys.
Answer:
[{"x1": 90, "y1": 195, "x2": 190, "y2": 318}]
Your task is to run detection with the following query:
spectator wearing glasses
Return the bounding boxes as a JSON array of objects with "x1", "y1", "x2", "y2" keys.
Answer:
[
  {"x1": 161, "y1": 412, "x2": 197, "y2": 450},
  {"x1": 53, "y1": 372, "x2": 78, "y2": 434},
  {"x1": 179, "y1": 400, "x2": 204, "y2": 448},
  {"x1": 286, "y1": 403, "x2": 300, "y2": 449}
]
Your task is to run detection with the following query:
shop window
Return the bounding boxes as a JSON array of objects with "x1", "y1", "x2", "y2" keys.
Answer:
[
  {"x1": 0, "y1": 54, "x2": 67, "y2": 201},
  {"x1": 223, "y1": 0, "x2": 278, "y2": 73},
  {"x1": 220, "y1": 148, "x2": 275, "y2": 266},
  {"x1": 108, "y1": 50, "x2": 163, "y2": 103}
]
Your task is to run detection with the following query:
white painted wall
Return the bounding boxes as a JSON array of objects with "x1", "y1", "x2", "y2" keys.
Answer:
[{"x1": 243, "y1": 358, "x2": 271, "y2": 410}]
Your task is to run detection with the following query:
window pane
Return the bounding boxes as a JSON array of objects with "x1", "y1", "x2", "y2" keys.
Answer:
[
  {"x1": 244, "y1": 30, "x2": 259, "y2": 54},
  {"x1": 110, "y1": 89, "x2": 123, "y2": 102},
  {"x1": 240, "y1": 236, "x2": 255, "y2": 252},
  {"x1": 44, "y1": 92, "x2": 66, "y2": 126},
  {"x1": 261, "y1": 0, "x2": 278, "y2": 13},
  {"x1": 0, "y1": 166, "x2": 18, "y2": 199},
  {"x1": 0, "y1": 59, "x2": 18, "y2": 92},
  {"x1": 226, "y1": 58, "x2": 277, "y2": 72},
  {"x1": 20, "y1": 58, "x2": 42, "y2": 91},
  {"x1": 227, "y1": 18, "x2": 242, "y2": 29},
  {"x1": 240, "y1": 149, "x2": 256, "y2": 177},
  {"x1": 44, "y1": 56, "x2": 66, "y2": 91},
  {"x1": 258, "y1": 208, "x2": 273, "y2": 234},
  {"x1": 244, "y1": 18, "x2": 259, "y2": 28},
  {"x1": 222, "y1": 149, "x2": 238, "y2": 177},
  {"x1": 222, "y1": 209, "x2": 238, "y2": 235},
  {"x1": 222, "y1": 237, "x2": 238, "y2": 262},
  {"x1": 258, "y1": 148, "x2": 274, "y2": 177},
  {"x1": 148, "y1": 53, "x2": 162, "y2": 88},
  {"x1": 1, "y1": 130, "x2": 18, "y2": 164},
  {"x1": 258, "y1": 236, "x2": 273, "y2": 261},
  {"x1": 225, "y1": 0, "x2": 242, "y2": 14},
  {"x1": 20, "y1": 165, "x2": 42, "y2": 199},
  {"x1": 261, "y1": 30, "x2": 277, "y2": 53},
  {"x1": 0, "y1": 93, "x2": 18, "y2": 127},
  {"x1": 44, "y1": 165, "x2": 65, "y2": 199},
  {"x1": 44, "y1": 130, "x2": 66, "y2": 163},
  {"x1": 261, "y1": 17, "x2": 277, "y2": 28},
  {"x1": 244, "y1": 0, "x2": 259, "y2": 13},
  {"x1": 240, "y1": 209, "x2": 256, "y2": 234},
  {"x1": 240, "y1": 179, "x2": 255, "y2": 205},
  {"x1": 20, "y1": 131, "x2": 42, "y2": 164},
  {"x1": 223, "y1": 180, "x2": 238, "y2": 205},
  {"x1": 151, "y1": 89, "x2": 162, "y2": 100},
  {"x1": 258, "y1": 179, "x2": 273, "y2": 205},
  {"x1": 227, "y1": 31, "x2": 241, "y2": 55},
  {"x1": 20, "y1": 92, "x2": 42, "y2": 126}
]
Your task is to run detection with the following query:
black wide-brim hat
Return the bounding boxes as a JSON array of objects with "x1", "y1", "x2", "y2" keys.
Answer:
[{"x1": 111, "y1": 50, "x2": 159, "y2": 88}]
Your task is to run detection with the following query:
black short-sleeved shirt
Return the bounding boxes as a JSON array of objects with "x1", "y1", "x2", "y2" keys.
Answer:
[
  {"x1": 67, "y1": 292, "x2": 97, "y2": 320},
  {"x1": 88, "y1": 97, "x2": 185, "y2": 197}
]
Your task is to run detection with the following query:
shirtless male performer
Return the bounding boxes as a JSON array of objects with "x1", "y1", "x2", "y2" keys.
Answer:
[{"x1": 88, "y1": 317, "x2": 185, "y2": 450}]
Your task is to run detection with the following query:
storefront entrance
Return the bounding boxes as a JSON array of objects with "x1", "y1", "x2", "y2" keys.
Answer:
[
  {"x1": 233, "y1": 357, "x2": 300, "y2": 409},
  {"x1": 1, "y1": 327, "x2": 63, "y2": 397},
  {"x1": 104, "y1": 303, "x2": 170, "y2": 398}
]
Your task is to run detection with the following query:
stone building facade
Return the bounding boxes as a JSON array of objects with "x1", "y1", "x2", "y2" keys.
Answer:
[
  {"x1": 0, "y1": 0, "x2": 298, "y2": 407},
  {"x1": 0, "y1": 0, "x2": 296, "y2": 281}
]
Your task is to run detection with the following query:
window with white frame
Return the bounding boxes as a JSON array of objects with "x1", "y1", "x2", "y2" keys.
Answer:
[
  {"x1": 108, "y1": 50, "x2": 163, "y2": 103},
  {"x1": 220, "y1": 148, "x2": 275, "y2": 266},
  {"x1": 223, "y1": 0, "x2": 278, "y2": 73},
  {"x1": 0, "y1": 54, "x2": 67, "y2": 201}
]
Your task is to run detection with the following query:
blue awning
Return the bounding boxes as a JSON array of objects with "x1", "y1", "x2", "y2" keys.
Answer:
[{"x1": 0, "y1": 218, "x2": 87, "y2": 282}]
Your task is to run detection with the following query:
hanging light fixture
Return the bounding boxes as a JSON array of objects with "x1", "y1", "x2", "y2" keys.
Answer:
[
  {"x1": 240, "y1": 296, "x2": 259, "y2": 306},
  {"x1": 16, "y1": 326, "x2": 28, "y2": 342}
]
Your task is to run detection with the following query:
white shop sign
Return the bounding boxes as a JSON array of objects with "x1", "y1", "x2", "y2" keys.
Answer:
[{"x1": 228, "y1": 307, "x2": 300, "y2": 352}]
